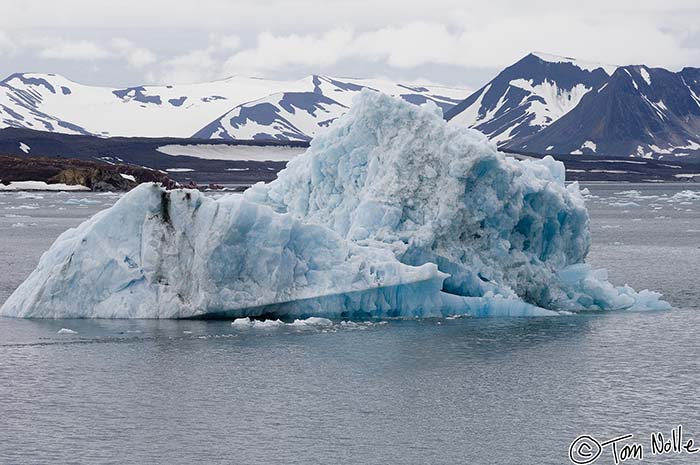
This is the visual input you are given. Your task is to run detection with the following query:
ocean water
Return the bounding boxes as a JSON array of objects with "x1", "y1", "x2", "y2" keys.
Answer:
[{"x1": 0, "y1": 184, "x2": 699, "y2": 465}]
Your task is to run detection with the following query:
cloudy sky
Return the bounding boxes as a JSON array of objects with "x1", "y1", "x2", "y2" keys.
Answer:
[{"x1": 1, "y1": 0, "x2": 699, "y2": 90}]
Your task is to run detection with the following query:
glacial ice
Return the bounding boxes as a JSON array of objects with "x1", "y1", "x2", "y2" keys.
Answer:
[
  {"x1": 57, "y1": 328, "x2": 78, "y2": 334},
  {"x1": 231, "y1": 316, "x2": 334, "y2": 328},
  {"x1": 0, "y1": 90, "x2": 670, "y2": 319}
]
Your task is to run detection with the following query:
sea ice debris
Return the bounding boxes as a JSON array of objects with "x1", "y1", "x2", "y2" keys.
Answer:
[{"x1": 57, "y1": 328, "x2": 78, "y2": 334}]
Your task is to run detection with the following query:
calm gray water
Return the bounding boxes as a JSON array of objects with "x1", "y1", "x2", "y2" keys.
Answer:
[{"x1": 1, "y1": 184, "x2": 699, "y2": 465}]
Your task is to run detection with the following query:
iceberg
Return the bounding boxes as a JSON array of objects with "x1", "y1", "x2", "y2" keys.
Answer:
[{"x1": 0, "y1": 91, "x2": 670, "y2": 319}]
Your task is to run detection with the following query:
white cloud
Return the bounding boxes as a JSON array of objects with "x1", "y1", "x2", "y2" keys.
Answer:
[
  {"x1": 110, "y1": 38, "x2": 157, "y2": 68},
  {"x1": 213, "y1": 34, "x2": 242, "y2": 52},
  {"x1": 36, "y1": 39, "x2": 112, "y2": 61},
  {"x1": 17, "y1": 36, "x2": 157, "y2": 70},
  {"x1": 157, "y1": 49, "x2": 220, "y2": 84},
  {"x1": 217, "y1": 16, "x2": 700, "y2": 76},
  {"x1": 0, "y1": 30, "x2": 17, "y2": 56},
  {"x1": 350, "y1": 23, "x2": 463, "y2": 68},
  {"x1": 154, "y1": 34, "x2": 242, "y2": 83},
  {"x1": 1, "y1": 1, "x2": 700, "y2": 85},
  {"x1": 224, "y1": 29, "x2": 354, "y2": 72}
]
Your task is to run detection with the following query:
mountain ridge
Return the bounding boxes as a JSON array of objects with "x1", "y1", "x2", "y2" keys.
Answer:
[
  {"x1": 6, "y1": 52, "x2": 700, "y2": 160},
  {"x1": 445, "y1": 53, "x2": 610, "y2": 146},
  {"x1": 0, "y1": 72, "x2": 468, "y2": 141},
  {"x1": 448, "y1": 53, "x2": 700, "y2": 160}
]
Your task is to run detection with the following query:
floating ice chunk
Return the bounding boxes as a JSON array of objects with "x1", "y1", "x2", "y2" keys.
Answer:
[
  {"x1": 445, "y1": 314, "x2": 465, "y2": 320},
  {"x1": 231, "y1": 317, "x2": 252, "y2": 327},
  {"x1": 17, "y1": 192, "x2": 44, "y2": 200},
  {"x1": 0, "y1": 181, "x2": 89, "y2": 191},
  {"x1": 289, "y1": 317, "x2": 333, "y2": 327},
  {"x1": 64, "y1": 198, "x2": 101, "y2": 205},
  {"x1": 670, "y1": 190, "x2": 700, "y2": 202},
  {"x1": 1, "y1": 184, "x2": 450, "y2": 318},
  {"x1": 556, "y1": 264, "x2": 670, "y2": 311},
  {"x1": 232, "y1": 317, "x2": 334, "y2": 328},
  {"x1": 246, "y1": 91, "x2": 668, "y2": 313},
  {"x1": 57, "y1": 328, "x2": 78, "y2": 334},
  {"x1": 1, "y1": 91, "x2": 670, "y2": 319},
  {"x1": 252, "y1": 319, "x2": 284, "y2": 329},
  {"x1": 608, "y1": 201, "x2": 640, "y2": 208}
]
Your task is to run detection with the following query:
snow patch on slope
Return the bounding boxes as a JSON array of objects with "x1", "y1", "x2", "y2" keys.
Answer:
[
  {"x1": 509, "y1": 79, "x2": 590, "y2": 126},
  {"x1": 448, "y1": 84, "x2": 492, "y2": 126},
  {"x1": 532, "y1": 52, "x2": 618, "y2": 75}
]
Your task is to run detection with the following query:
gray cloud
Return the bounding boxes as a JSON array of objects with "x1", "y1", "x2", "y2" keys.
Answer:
[{"x1": 1, "y1": 0, "x2": 699, "y2": 88}]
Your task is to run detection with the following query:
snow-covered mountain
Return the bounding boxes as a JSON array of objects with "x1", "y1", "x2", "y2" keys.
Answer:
[
  {"x1": 0, "y1": 73, "x2": 296, "y2": 137},
  {"x1": 445, "y1": 52, "x2": 614, "y2": 146},
  {"x1": 0, "y1": 73, "x2": 467, "y2": 141},
  {"x1": 194, "y1": 75, "x2": 464, "y2": 141},
  {"x1": 9, "y1": 54, "x2": 700, "y2": 160},
  {"x1": 508, "y1": 65, "x2": 700, "y2": 159},
  {"x1": 448, "y1": 52, "x2": 700, "y2": 160}
]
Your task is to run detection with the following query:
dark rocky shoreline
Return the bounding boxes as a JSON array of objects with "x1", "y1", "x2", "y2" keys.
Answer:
[
  {"x1": 0, "y1": 155, "x2": 174, "y2": 191},
  {"x1": 3, "y1": 126, "x2": 700, "y2": 187}
]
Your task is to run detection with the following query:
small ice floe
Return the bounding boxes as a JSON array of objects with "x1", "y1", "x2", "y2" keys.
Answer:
[
  {"x1": 608, "y1": 201, "x2": 640, "y2": 208},
  {"x1": 0, "y1": 181, "x2": 89, "y2": 191},
  {"x1": 339, "y1": 320, "x2": 386, "y2": 329},
  {"x1": 615, "y1": 190, "x2": 658, "y2": 200},
  {"x1": 288, "y1": 317, "x2": 333, "y2": 327},
  {"x1": 57, "y1": 328, "x2": 78, "y2": 334},
  {"x1": 6, "y1": 203, "x2": 39, "y2": 210},
  {"x1": 16, "y1": 192, "x2": 44, "y2": 200},
  {"x1": 232, "y1": 317, "x2": 284, "y2": 328},
  {"x1": 64, "y1": 198, "x2": 101, "y2": 206},
  {"x1": 578, "y1": 187, "x2": 598, "y2": 201},
  {"x1": 231, "y1": 317, "x2": 252, "y2": 327},
  {"x1": 669, "y1": 190, "x2": 700, "y2": 202},
  {"x1": 231, "y1": 316, "x2": 334, "y2": 329},
  {"x1": 247, "y1": 319, "x2": 284, "y2": 328}
]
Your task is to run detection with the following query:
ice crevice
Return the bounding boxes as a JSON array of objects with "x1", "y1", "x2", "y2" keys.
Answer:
[{"x1": 0, "y1": 90, "x2": 670, "y2": 318}]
